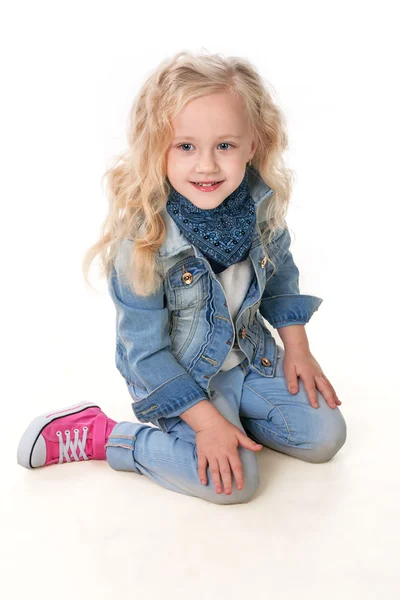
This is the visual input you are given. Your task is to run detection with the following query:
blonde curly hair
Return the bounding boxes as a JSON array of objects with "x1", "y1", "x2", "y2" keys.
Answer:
[{"x1": 82, "y1": 50, "x2": 295, "y2": 297}]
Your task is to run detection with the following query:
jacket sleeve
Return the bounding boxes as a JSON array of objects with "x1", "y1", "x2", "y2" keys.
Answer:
[
  {"x1": 259, "y1": 226, "x2": 323, "y2": 329},
  {"x1": 107, "y1": 240, "x2": 209, "y2": 423}
]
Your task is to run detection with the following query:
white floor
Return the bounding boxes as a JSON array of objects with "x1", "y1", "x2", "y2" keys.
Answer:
[{"x1": 3, "y1": 329, "x2": 399, "y2": 600}]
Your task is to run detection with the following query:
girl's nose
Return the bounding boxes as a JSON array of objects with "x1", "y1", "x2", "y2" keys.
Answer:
[{"x1": 196, "y1": 153, "x2": 218, "y2": 172}]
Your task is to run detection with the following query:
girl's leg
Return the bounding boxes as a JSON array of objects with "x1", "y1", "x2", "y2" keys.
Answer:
[
  {"x1": 239, "y1": 345, "x2": 347, "y2": 463},
  {"x1": 105, "y1": 363, "x2": 260, "y2": 504},
  {"x1": 17, "y1": 368, "x2": 260, "y2": 504}
]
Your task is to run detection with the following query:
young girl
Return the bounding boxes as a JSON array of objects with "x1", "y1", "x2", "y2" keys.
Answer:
[{"x1": 17, "y1": 51, "x2": 346, "y2": 504}]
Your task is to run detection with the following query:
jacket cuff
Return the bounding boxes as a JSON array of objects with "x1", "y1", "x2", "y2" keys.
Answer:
[
  {"x1": 260, "y1": 294, "x2": 323, "y2": 329},
  {"x1": 130, "y1": 372, "x2": 209, "y2": 423}
]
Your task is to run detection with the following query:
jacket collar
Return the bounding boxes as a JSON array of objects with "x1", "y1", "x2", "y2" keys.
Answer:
[{"x1": 157, "y1": 164, "x2": 274, "y2": 260}]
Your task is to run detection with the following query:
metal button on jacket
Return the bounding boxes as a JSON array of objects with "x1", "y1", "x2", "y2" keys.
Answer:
[
  {"x1": 261, "y1": 357, "x2": 271, "y2": 367},
  {"x1": 181, "y1": 271, "x2": 193, "y2": 284},
  {"x1": 240, "y1": 327, "x2": 247, "y2": 339},
  {"x1": 260, "y1": 256, "x2": 267, "y2": 268}
]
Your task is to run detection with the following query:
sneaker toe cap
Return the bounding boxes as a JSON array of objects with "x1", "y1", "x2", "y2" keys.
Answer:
[{"x1": 31, "y1": 435, "x2": 46, "y2": 467}]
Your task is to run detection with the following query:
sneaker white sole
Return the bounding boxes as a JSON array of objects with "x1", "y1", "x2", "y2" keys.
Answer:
[{"x1": 17, "y1": 401, "x2": 101, "y2": 469}]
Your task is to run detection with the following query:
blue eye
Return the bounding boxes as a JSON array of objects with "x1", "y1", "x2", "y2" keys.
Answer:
[
  {"x1": 218, "y1": 143, "x2": 233, "y2": 150},
  {"x1": 177, "y1": 143, "x2": 234, "y2": 152}
]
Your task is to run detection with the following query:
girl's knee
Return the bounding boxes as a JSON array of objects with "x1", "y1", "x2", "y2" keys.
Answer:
[
  {"x1": 208, "y1": 474, "x2": 260, "y2": 504},
  {"x1": 306, "y1": 413, "x2": 347, "y2": 463},
  {"x1": 206, "y1": 452, "x2": 261, "y2": 505}
]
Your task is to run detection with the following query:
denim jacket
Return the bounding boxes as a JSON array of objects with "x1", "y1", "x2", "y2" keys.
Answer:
[{"x1": 107, "y1": 165, "x2": 323, "y2": 432}]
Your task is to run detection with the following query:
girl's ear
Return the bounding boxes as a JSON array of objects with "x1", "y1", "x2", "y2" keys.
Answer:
[{"x1": 249, "y1": 139, "x2": 257, "y2": 160}]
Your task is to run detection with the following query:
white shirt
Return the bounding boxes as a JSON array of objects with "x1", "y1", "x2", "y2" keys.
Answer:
[{"x1": 215, "y1": 258, "x2": 254, "y2": 371}]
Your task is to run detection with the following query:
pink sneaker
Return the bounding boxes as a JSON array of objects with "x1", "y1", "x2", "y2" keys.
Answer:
[{"x1": 17, "y1": 401, "x2": 118, "y2": 469}]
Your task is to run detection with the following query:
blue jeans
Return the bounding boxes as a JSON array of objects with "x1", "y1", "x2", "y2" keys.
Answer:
[{"x1": 105, "y1": 344, "x2": 347, "y2": 504}]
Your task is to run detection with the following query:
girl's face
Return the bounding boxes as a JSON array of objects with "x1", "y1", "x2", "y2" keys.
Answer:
[{"x1": 166, "y1": 92, "x2": 257, "y2": 210}]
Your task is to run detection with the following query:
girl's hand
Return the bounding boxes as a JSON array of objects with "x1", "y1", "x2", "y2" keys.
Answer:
[
  {"x1": 195, "y1": 415, "x2": 262, "y2": 495},
  {"x1": 282, "y1": 348, "x2": 342, "y2": 410}
]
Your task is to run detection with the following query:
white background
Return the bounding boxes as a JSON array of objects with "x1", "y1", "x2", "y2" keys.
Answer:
[{"x1": 2, "y1": 1, "x2": 399, "y2": 599}]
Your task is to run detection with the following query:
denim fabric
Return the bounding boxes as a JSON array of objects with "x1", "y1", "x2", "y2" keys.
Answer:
[
  {"x1": 105, "y1": 345, "x2": 347, "y2": 504},
  {"x1": 107, "y1": 165, "x2": 323, "y2": 426}
]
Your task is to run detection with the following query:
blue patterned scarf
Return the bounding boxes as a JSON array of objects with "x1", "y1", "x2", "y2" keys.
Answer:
[{"x1": 166, "y1": 170, "x2": 256, "y2": 273}]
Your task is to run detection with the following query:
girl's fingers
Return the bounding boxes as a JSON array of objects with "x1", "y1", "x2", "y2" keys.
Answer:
[
  {"x1": 209, "y1": 459, "x2": 223, "y2": 494},
  {"x1": 229, "y1": 452, "x2": 245, "y2": 491},
  {"x1": 303, "y1": 377, "x2": 319, "y2": 408},
  {"x1": 198, "y1": 454, "x2": 208, "y2": 485},
  {"x1": 217, "y1": 456, "x2": 232, "y2": 495},
  {"x1": 315, "y1": 375, "x2": 340, "y2": 409}
]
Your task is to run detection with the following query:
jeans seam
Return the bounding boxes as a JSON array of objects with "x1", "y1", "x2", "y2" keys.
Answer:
[
  {"x1": 105, "y1": 443, "x2": 135, "y2": 450},
  {"x1": 246, "y1": 418, "x2": 292, "y2": 444},
  {"x1": 243, "y1": 383, "x2": 292, "y2": 441},
  {"x1": 133, "y1": 451, "x2": 197, "y2": 471}
]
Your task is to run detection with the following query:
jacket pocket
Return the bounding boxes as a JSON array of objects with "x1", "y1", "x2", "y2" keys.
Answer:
[
  {"x1": 165, "y1": 257, "x2": 209, "y2": 310},
  {"x1": 168, "y1": 310, "x2": 178, "y2": 342},
  {"x1": 168, "y1": 304, "x2": 202, "y2": 361}
]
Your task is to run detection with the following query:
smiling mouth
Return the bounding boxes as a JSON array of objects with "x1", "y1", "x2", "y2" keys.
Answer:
[{"x1": 190, "y1": 180, "x2": 224, "y2": 187}]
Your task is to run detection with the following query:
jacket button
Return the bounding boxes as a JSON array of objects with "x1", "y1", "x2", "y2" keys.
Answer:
[
  {"x1": 182, "y1": 271, "x2": 193, "y2": 284},
  {"x1": 261, "y1": 357, "x2": 271, "y2": 367},
  {"x1": 260, "y1": 256, "x2": 267, "y2": 269},
  {"x1": 240, "y1": 327, "x2": 247, "y2": 339}
]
